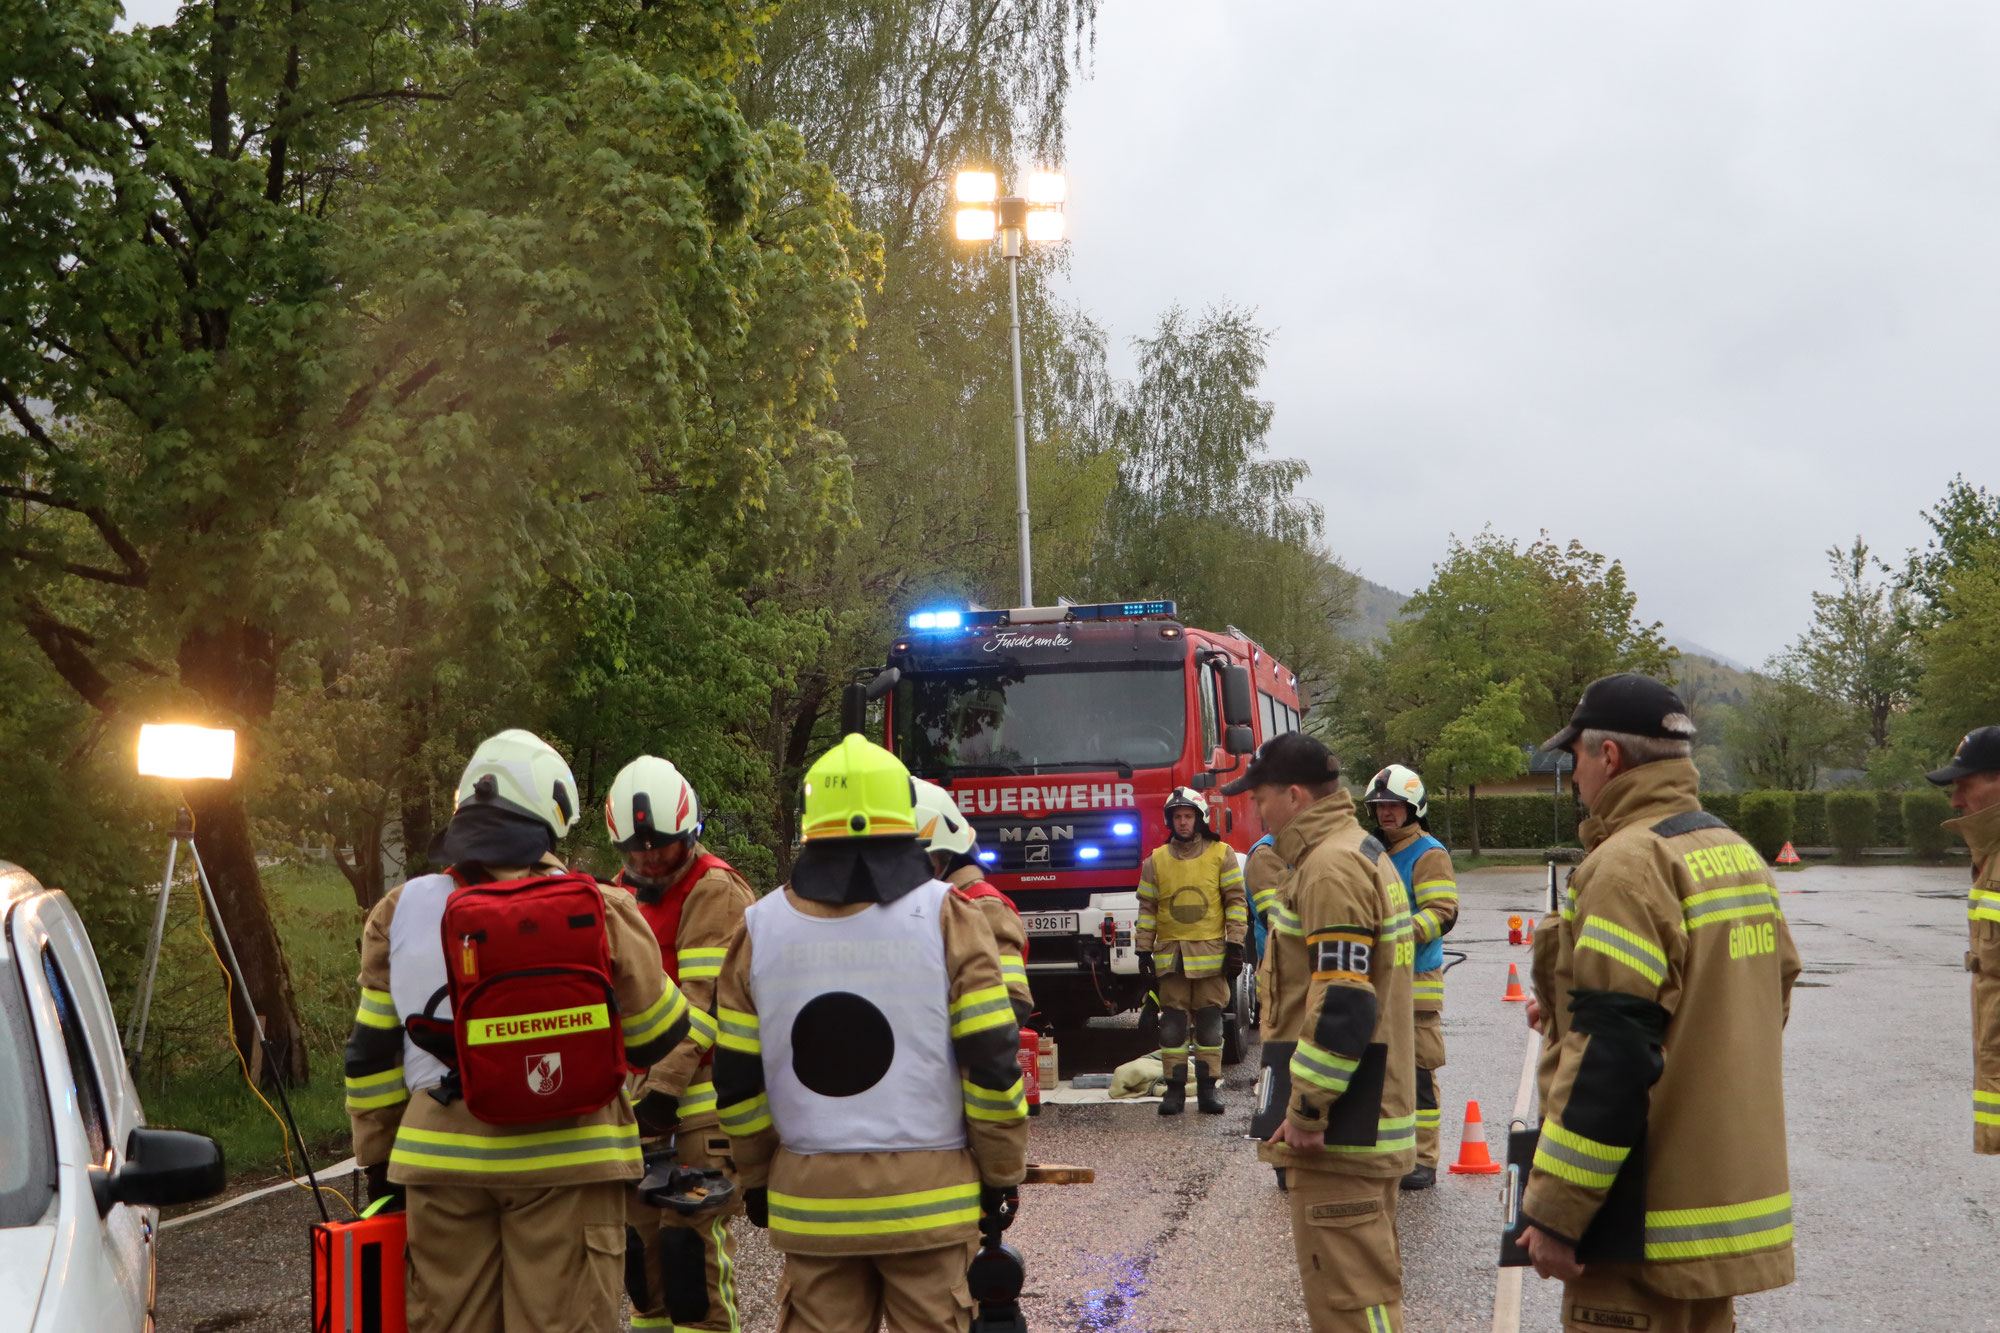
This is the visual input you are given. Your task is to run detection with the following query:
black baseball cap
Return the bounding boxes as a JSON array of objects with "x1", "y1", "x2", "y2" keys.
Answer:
[
  {"x1": 1926, "y1": 726, "x2": 2000, "y2": 785},
  {"x1": 1540, "y1": 673, "x2": 1696, "y2": 754},
  {"x1": 1221, "y1": 732, "x2": 1340, "y2": 795}
]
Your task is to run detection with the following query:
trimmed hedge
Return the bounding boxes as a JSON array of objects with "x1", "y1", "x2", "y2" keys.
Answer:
[
  {"x1": 1825, "y1": 791, "x2": 1877, "y2": 862},
  {"x1": 1739, "y1": 791, "x2": 1796, "y2": 861},
  {"x1": 1904, "y1": 790, "x2": 1956, "y2": 860},
  {"x1": 1428, "y1": 791, "x2": 1580, "y2": 852}
]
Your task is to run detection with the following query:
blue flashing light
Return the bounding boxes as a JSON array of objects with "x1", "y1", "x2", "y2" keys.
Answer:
[
  {"x1": 1076, "y1": 846, "x2": 1101, "y2": 861},
  {"x1": 906, "y1": 609, "x2": 964, "y2": 631},
  {"x1": 977, "y1": 850, "x2": 998, "y2": 864},
  {"x1": 1111, "y1": 820, "x2": 1136, "y2": 837}
]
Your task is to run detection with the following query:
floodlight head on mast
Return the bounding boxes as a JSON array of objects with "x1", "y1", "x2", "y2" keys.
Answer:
[
  {"x1": 137, "y1": 724, "x2": 237, "y2": 781},
  {"x1": 951, "y1": 167, "x2": 1066, "y2": 246}
]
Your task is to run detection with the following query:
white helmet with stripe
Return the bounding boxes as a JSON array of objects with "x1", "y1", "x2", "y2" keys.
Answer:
[
  {"x1": 912, "y1": 778, "x2": 976, "y2": 857},
  {"x1": 455, "y1": 729, "x2": 580, "y2": 839},
  {"x1": 605, "y1": 755, "x2": 702, "y2": 851},
  {"x1": 1363, "y1": 764, "x2": 1428, "y2": 821}
]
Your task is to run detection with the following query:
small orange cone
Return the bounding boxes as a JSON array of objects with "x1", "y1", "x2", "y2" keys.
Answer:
[
  {"x1": 1447, "y1": 1100, "x2": 1505, "y2": 1175},
  {"x1": 1501, "y1": 963, "x2": 1527, "y2": 1002},
  {"x1": 1776, "y1": 842, "x2": 1800, "y2": 865}
]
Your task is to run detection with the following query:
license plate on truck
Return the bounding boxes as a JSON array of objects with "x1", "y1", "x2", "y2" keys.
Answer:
[{"x1": 1022, "y1": 911, "x2": 1080, "y2": 936}]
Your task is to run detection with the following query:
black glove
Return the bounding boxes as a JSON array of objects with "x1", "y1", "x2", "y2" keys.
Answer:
[
  {"x1": 363, "y1": 1161, "x2": 405, "y2": 1213},
  {"x1": 633, "y1": 1090, "x2": 679, "y2": 1137},
  {"x1": 979, "y1": 1184, "x2": 1019, "y2": 1230},
  {"x1": 1224, "y1": 941, "x2": 1246, "y2": 980},
  {"x1": 744, "y1": 1186, "x2": 768, "y2": 1229},
  {"x1": 1137, "y1": 951, "x2": 1155, "y2": 981}
]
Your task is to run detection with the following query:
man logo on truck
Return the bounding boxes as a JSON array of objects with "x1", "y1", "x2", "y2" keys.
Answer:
[{"x1": 996, "y1": 825, "x2": 1074, "y2": 842}]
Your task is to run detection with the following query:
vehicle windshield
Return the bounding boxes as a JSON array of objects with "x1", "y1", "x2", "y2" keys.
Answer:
[
  {"x1": 893, "y1": 663, "x2": 1186, "y2": 773},
  {"x1": 0, "y1": 933, "x2": 57, "y2": 1228}
]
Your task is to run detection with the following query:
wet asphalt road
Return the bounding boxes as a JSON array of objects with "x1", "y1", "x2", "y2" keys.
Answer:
[{"x1": 157, "y1": 864, "x2": 1997, "y2": 1332}]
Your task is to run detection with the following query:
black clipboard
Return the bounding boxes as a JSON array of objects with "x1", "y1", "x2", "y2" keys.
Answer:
[
  {"x1": 1499, "y1": 1121, "x2": 1646, "y2": 1266},
  {"x1": 1250, "y1": 1040, "x2": 1390, "y2": 1147}
]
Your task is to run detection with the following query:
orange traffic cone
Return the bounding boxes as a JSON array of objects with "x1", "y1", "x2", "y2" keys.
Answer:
[
  {"x1": 1447, "y1": 1100, "x2": 1505, "y2": 1175},
  {"x1": 1501, "y1": 963, "x2": 1527, "y2": 1002},
  {"x1": 1776, "y1": 842, "x2": 1800, "y2": 865}
]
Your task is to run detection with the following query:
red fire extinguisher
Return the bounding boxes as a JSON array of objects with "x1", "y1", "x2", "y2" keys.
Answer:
[{"x1": 1018, "y1": 1027, "x2": 1042, "y2": 1116}]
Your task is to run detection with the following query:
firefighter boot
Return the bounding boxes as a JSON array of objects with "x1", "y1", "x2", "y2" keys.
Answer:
[
  {"x1": 1158, "y1": 1065, "x2": 1189, "y2": 1116},
  {"x1": 1196, "y1": 1066, "x2": 1225, "y2": 1115}
]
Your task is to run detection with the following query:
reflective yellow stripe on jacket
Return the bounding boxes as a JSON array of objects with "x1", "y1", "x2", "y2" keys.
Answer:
[
  {"x1": 680, "y1": 1080, "x2": 718, "y2": 1121},
  {"x1": 354, "y1": 987, "x2": 398, "y2": 1030},
  {"x1": 1975, "y1": 1089, "x2": 2000, "y2": 1127},
  {"x1": 678, "y1": 946, "x2": 728, "y2": 981},
  {"x1": 389, "y1": 1121, "x2": 641, "y2": 1174},
  {"x1": 716, "y1": 1006, "x2": 760, "y2": 1053},
  {"x1": 1322, "y1": 1113, "x2": 1417, "y2": 1156},
  {"x1": 685, "y1": 1005, "x2": 718, "y2": 1052},
  {"x1": 1971, "y1": 888, "x2": 2000, "y2": 926},
  {"x1": 624, "y1": 985, "x2": 689, "y2": 1048},
  {"x1": 949, "y1": 985, "x2": 1014, "y2": 1039},
  {"x1": 344, "y1": 1066, "x2": 408, "y2": 1112},
  {"x1": 1643, "y1": 1192, "x2": 1793, "y2": 1261},
  {"x1": 767, "y1": 1183, "x2": 980, "y2": 1239},
  {"x1": 1576, "y1": 915, "x2": 1667, "y2": 987},
  {"x1": 962, "y1": 1077, "x2": 1028, "y2": 1123},
  {"x1": 1534, "y1": 1120, "x2": 1631, "y2": 1189}
]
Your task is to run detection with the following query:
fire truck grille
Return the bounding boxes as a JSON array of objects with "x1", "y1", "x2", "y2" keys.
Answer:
[{"x1": 968, "y1": 809, "x2": 1143, "y2": 873}]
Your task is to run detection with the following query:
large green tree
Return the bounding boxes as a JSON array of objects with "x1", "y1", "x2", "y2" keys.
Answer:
[
  {"x1": 1082, "y1": 301, "x2": 1355, "y2": 701},
  {"x1": 1789, "y1": 538, "x2": 1916, "y2": 750},
  {"x1": 1723, "y1": 653, "x2": 1859, "y2": 791},
  {"x1": 730, "y1": 0, "x2": 1110, "y2": 870},
  {"x1": 2, "y1": 0, "x2": 870, "y2": 1075},
  {"x1": 1329, "y1": 531, "x2": 1676, "y2": 779}
]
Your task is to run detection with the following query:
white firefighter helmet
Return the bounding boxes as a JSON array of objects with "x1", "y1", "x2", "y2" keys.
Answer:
[
  {"x1": 605, "y1": 755, "x2": 702, "y2": 851},
  {"x1": 455, "y1": 729, "x2": 580, "y2": 839},
  {"x1": 912, "y1": 778, "x2": 976, "y2": 857},
  {"x1": 1363, "y1": 764, "x2": 1428, "y2": 821},
  {"x1": 1162, "y1": 785, "x2": 1211, "y2": 837}
]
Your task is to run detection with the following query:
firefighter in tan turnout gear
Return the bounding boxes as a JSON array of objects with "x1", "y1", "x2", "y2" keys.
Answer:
[
  {"x1": 1230, "y1": 733, "x2": 1416, "y2": 1333},
  {"x1": 342, "y1": 730, "x2": 697, "y2": 1333},
  {"x1": 1520, "y1": 674, "x2": 1800, "y2": 1333},
  {"x1": 713, "y1": 735, "x2": 1028, "y2": 1332},
  {"x1": 916, "y1": 777, "x2": 1033, "y2": 1022},
  {"x1": 606, "y1": 756, "x2": 757, "y2": 1332},
  {"x1": 1362, "y1": 764, "x2": 1458, "y2": 1191},
  {"x1": 1930, "y1": 725, "x2": 2000, "y2": 1155},
  {"x1": 1137, "y1": 786, "x2": 1248, "y2": 1114}
]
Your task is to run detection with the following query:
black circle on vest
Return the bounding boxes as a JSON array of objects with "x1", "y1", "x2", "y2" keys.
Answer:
[{"x1": 791, "y1": 992, "x2": 895, "y2": 1097}]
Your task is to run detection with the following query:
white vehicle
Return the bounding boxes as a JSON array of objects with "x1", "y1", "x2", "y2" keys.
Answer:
[{"x1": 1, "y1": 861, "x2": 225, "y2": 1333}]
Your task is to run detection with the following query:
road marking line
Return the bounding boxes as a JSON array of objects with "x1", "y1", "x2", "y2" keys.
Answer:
[{"x1": 1491, "y1": 1027, "x2": 1540, "y2": 1333}]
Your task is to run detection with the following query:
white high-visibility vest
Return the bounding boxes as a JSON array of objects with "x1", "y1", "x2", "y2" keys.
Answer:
[
  {"x1": 387, "y1": 874, "x2": 456, "y2": 1094},
  {"x1": 748, "y1": 879, "x2": 964, "y2": 1154}
]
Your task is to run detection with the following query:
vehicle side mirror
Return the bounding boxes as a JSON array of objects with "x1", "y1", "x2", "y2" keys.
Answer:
[
  {"x1": 91, "y1": 1127, "x2": 226, "y2": 1216},
  {"x1": 1220, "y1": 666, "x2": 1254, "y2": 727},
  {"x1": 1188, "y1": 772, "x2": 1217, "y2": 791},
  {"x1": 1224, "y1": 724, "x2": 1254, "y2": 756}
]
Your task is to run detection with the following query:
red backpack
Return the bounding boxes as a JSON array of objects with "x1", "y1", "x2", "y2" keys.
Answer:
[{"x1": 408, "y1": 872, "x2": 629, "y2": 1124}]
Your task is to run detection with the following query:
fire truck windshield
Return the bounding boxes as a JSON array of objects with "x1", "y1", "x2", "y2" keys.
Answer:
[{"x1": 892, "y1": 664, "x2": 1186, "y2": 774}]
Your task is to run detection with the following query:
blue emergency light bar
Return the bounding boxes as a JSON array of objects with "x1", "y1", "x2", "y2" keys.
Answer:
[{"x1": 904, "y1": 600, "x2": 1177, "y2": 633}]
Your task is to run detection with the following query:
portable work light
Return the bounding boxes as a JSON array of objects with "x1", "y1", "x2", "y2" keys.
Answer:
[{"x1": 136, "y1": 724, "x2": 237, "y2": 781}]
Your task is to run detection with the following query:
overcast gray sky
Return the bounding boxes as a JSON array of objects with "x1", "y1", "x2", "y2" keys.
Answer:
[
  {"x1": 116, "y1": 0, "x2": 1997, "y2": 664},
  {"x1": 1060, "y1": 0, "x2": 2000, "y2": 664}
]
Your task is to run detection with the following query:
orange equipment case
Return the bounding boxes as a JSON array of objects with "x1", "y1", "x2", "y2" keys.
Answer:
[{"x1": 311, "y1": 1200, "x2": 406, "y2": 1333}]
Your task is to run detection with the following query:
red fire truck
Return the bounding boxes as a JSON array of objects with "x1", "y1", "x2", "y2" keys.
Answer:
[{"x1": 875, "y1": 599, "x2": 1307, "y2": 1059}]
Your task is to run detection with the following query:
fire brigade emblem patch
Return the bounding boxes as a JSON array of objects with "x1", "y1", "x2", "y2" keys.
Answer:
[{"x1": 526, "y1": 1052, "x2": 564, "y2": 1096}]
